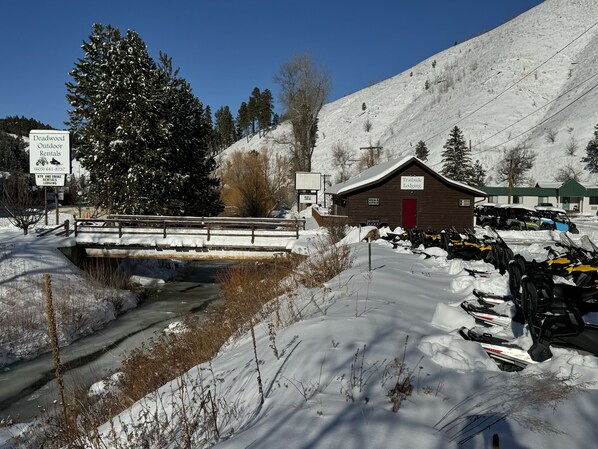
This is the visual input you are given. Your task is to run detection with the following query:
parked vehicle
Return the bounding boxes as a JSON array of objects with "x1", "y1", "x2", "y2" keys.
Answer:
[
  {"x1": 497, "y1": 204, "x2": 548, "y2": 230},
  {"x1": 534, "y1": 206, "x2": 578, "y2": 233},
  {"x1": 474, "y1": 203, "x2": 501, "y2": 227}
]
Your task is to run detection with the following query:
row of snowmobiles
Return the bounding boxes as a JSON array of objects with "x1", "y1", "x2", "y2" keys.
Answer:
[
  {"x1": 458, "y1": 232, "x2": 598, "y2": 370},
  {"x1": 383, "y1": 226, "x2": 514, "y2": 275}
]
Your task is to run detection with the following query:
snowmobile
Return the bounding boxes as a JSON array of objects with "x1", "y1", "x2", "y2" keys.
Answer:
[
  {"x1": 460, "y1": 274, "x2": 598, "y2": 369},
  {"x1": 520, "y1": 275, "x2": 598, "y2": 362},
  {"x1": 458, "y1": 327, "x2": 536, "y2": 371}
]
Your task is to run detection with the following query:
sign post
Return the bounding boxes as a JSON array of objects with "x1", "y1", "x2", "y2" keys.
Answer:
[{"x1": 29, "y1": 130, "x2": 71, "y2": 224}]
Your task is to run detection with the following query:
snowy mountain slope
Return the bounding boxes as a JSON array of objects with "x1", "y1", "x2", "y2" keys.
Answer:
[{"x1": 224, "y1": 0, "x2": 598, "y2": 187}]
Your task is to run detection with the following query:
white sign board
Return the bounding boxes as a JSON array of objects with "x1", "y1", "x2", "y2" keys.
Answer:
[
  {"x1": 36, "y1": 174, "x2": 65, "y2": 186},
  {"x1": 296, "y1": 172, "x2": 321, "y2": 191},
  {"x1": 299, "y1": 194, "x2": 317, "y2": 204},
  {"x1": 29, "y1": 130, "x2": 71, "y2": 175},
  {"x1": 401, "y1": 176, "x2": 424, "y2": 190}
]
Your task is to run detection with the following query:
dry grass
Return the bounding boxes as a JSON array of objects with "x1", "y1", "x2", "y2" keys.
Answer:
[{"x1": 26, "y1": 234, "x2": 356, "y2": 447}]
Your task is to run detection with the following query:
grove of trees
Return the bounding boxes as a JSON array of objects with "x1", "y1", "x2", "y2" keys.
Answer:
[{"x1": 66, "y1": 24, "x2": 222, "y2": 216}]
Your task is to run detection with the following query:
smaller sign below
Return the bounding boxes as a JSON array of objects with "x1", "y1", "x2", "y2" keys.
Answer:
[
  {"x1": 300, "y1": 194, "x2": 317, "y2": 204},
  {"x1": 368, "y1": 198, "x2": 380, "y2": 206},
  {"x1": 401, "y1": 176, "x2": 424, "y2": 190},
  {"x1": 36, "y1": 174, "x2": 65, "y2": 186},
  {"x1": 458, "y1": 199, "x2": 471, "y2": 207}
]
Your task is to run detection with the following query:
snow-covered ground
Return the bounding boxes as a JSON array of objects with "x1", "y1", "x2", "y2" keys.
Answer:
[{"x1": 3, "y1": 210, "x2": 598, "y2": 448}]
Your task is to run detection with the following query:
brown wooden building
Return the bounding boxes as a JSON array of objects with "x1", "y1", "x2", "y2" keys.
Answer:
[{"x1": 325, "y1": 156, "x2": 486, "y2": 231}]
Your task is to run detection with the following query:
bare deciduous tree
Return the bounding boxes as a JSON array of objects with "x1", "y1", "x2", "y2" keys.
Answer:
[
  {"x1": 496, "y1": 144, "x2": 536, "y2": 203},
  {"x1": 220, "y1": 149, "x2": 291, "y2": 217},
  {"x1": 554, "y1": 163, "x2": 583, "y2": 183},
  {"x1": 274, "y1": 53, "x2": 331, "y2": 173},
  {"x1": 332, "y1": 142, "x2": 354, "y2": 183},
  {"x1": 1, "y1": 173, "x2": 44, "y2": 235}
]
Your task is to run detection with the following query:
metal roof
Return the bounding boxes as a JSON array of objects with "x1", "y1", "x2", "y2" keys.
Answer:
[{"x1": 325, "y1": 156, "x2": 487, "y2": 197}]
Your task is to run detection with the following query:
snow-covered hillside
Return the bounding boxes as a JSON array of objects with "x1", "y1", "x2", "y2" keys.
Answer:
[{"x1": 224, "y1": 0, "x2": 598, "y2": 188}]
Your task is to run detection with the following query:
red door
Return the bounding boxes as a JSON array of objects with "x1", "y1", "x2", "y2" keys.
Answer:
[{"x1": 402, "y1": 199, "x2": 417, "y2": 228}]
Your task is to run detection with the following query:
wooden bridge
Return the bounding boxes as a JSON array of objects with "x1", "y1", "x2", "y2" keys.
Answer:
[{"x1": 71, "y1": 215, "x2": 306, "y2": 259}]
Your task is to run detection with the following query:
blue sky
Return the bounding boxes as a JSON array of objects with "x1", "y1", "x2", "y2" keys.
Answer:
[{"x1": 1, "y1": 0, "x2": 544, "y2": 130}]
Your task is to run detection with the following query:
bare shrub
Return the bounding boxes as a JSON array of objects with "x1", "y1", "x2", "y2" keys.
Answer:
[
  {"x1": 324, "y1": 219, "x2": 348, "y2": 244},
  {"x1": 545, "y1": 128, "x2": 558, "y2": 143},
  {"x1": 294, "y1": 236, "x2": 354, "y2": 288},
  {"x1": 565, "y1": 135, "x2": 578, "y2": 156},
  {"x1": 82, "y1": 257, "x2": 132, "y2": 290}
]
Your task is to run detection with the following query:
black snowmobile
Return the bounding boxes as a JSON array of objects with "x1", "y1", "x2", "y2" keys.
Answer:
[{"x1": 460, "y1": 273, "x2": 598, "y2": 369}]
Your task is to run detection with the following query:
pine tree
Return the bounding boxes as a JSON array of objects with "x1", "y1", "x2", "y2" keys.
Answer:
[
  {"x1": 237, "y1": 102, "x2": 249, "y2": 138},
  {"x1": 258, "y1": 88, "x2": 274, "y2": 135},
  {"x1": 414, "y1": 140, "x2": 429, "y2": 161},
  {"x1": 582, "y1": 123, "x2": 598, "y2": 173},
  {"x1": 66, "y1": 24, "x2": 222, "y2": 215},
  {"x1": 469, "y1": 160, "x2": 486, "y2": 187},
  {"x1": 215, "y1": 106, "x2": 237, "y2": 150},
  {"x1": 440, "y1": 126, "x2": 472, "y2": 182},
  {"x1": 247, "y1": 87, "x2": 261, "y2": 135}
]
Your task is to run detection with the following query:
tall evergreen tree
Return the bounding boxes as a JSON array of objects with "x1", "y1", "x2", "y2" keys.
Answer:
[
  {"x1": 237, "y1": 102, "x2": 249, "y2": 138},
  {"x1": 414, "y1": 140, "x2": 429, "y2": 161},
  {"x1": 258, "y1": 88, "x2": 274, "y2": 135},
  {"x1": 215, "y1": 106, "x2": 236, "y2": 150},
  {"x1": 247, "y1": 87, "x2": 261, "y2": 135},
  {"x1": 581, "y1": 123, "x2": 598, "y2": 173},
  {"x1": 66, "y1": 24, "x2": 222, "y2": 216},
  {"x1": 440, "y1": 126, "x2": 472, "y2": 183}
]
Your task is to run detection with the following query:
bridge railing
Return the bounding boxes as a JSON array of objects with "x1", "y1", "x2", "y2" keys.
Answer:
[{"x1": 73, "y1": 215, "x2": 306, "y2": 243}]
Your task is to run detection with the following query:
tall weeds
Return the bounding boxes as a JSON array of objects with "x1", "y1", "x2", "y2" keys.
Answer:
[{"x1": 32, "y1": 233, "x2": 355, "y2": 447}]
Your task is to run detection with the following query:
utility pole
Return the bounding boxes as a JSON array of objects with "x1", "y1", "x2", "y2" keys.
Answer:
[
  {"x1": 321, "y1": 174, "x2": 331, "y2": 207},
  {"x1": 359, "y1": 146, "x2": 383, "y2": 168}
]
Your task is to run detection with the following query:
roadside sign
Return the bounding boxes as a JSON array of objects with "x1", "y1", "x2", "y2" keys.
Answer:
[
  {"x1": 300, "y1": 194, "x2": 317, "y2": 204},
  {"x1": 35, "y1": 174, "x2": 65, "y2": 186},
  {"x1": 29, "y1": 130, "x2": 71, "y2": 175}
]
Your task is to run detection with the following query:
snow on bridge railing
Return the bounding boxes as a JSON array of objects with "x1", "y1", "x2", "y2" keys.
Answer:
[{"x1": 73, "y1": 215, "x2": 306, "y2": 243}]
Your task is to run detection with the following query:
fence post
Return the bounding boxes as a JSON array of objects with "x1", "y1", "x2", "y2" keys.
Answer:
[
  {"x1": 64, "y1": 219, "x2": 70, "y2": 236},
  {"x1": 118, "y1": 221, "x2": 122, "y2": 238},
  {"x1": 163, "y1": 221, "x2": 167, "y2": 239},
  {"x1": 74, "y1": 220, "x2": 78, "y2": 237},
  {"x1": 251, "y1": 224, "x2": 255, "y2": 243}
]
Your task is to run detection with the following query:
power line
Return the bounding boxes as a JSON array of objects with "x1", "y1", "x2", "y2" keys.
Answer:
[
  {"x1": 475, "y1": 78, "x2": 598, "y2": 154},
  {"x1": 422, "y1": 18, "x2": 598, "y2": 148},
  {"x1": 430, "y1": 74, "x2": 598, "y2": 167},
  {"x1": 470, "y1": 70, "x2": 598, "y2": 154}
]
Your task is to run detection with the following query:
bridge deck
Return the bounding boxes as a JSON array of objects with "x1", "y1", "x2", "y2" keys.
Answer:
[{"x1": 73, "y1": 215, "x2": 306, "y2": 259}]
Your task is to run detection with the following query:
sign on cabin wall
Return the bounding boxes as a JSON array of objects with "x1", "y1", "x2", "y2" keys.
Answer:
[{"x1": 401, "y1": 176, "x2": 424, "y2": 190}]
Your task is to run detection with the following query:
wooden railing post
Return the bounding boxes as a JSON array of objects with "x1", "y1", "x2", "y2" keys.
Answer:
[
  {"x1": 207, "y1": 223, "x2": 211, "y2": 241},
  {"x1": 74, "y1": 220, "x2": 78, "y2": 237},
  {"x1": 251, "y1": 224, "x2": 255, "y2": 243},
  {"x1": 118, "y1": 221, "x2": 122, "y2": 238},
  {"x1": 163, "y1": 221, "x2": 167, "y2": 238}
]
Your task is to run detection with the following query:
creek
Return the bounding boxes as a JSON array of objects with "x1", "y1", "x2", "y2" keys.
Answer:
[{"x1": 0, "y1": 259, "x2": 228, "y2": 422}]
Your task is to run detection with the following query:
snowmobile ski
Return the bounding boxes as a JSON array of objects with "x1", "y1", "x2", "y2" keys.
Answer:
[
  {"x1": 460, "y1": 301, "x2": 512, "y2": 327},
  {"x1": 458, "y1": 327, "x2": 537, "y2": 370},
  {"x1": 472, "y1": 289, "x2": 513, "y2": 305}
]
